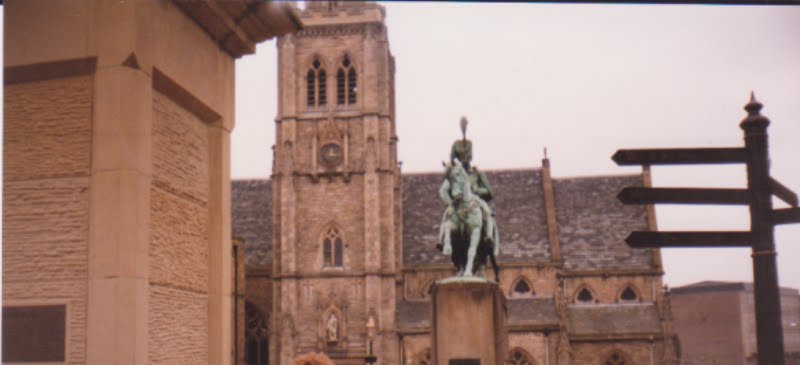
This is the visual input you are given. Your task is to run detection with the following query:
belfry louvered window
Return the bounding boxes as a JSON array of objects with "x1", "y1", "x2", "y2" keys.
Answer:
[
  {"x1": 307, "y1": 59, "x2": 326, "y2": 107},
  {"x1": 336, "y1": 55, "x2": 357, "y2": 106},
  {"x1": 323, "y1": 226, "x2": 343, "y2": 267}
]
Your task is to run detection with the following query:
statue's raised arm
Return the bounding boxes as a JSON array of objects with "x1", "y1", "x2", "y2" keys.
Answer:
[{"x1": 437, "y1": 117, "x2": 500, "y2": 280}]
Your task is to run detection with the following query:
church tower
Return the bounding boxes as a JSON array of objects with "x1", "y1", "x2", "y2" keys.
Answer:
[{"x1": 271, "y1": 2, "x2": 400, "y2": 365}]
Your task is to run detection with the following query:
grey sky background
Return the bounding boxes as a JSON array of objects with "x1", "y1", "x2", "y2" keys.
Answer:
[{"x1": 233, "y1": 3, "x2": 800, "y2": 289}]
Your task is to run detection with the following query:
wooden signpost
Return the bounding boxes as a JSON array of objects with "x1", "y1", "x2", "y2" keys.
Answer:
[{"x1": 613, "y1": 94, "x2": 800, "y2": 365}]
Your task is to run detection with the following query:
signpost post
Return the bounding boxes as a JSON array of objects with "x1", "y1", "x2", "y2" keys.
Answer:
[{"x1": 612, "y1": 94, "x2": 800, "y2": 365}]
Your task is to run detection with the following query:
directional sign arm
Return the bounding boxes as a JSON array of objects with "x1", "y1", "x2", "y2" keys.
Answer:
[
  {"x1": 773, "y1": 207, "x2": 800, "y2": 225},
  {"x1": 770, "y1": 178, "x2": 798, "y2": 207},
  {"x1": 625, "y1": 231, "x2": 752, "y2": 248},
  {"x1": 618, "y1": 187, "x2": 750, "y2": 205},
  {"x1": 612, "y1": 147, "x2": 746, "y2": 166}
]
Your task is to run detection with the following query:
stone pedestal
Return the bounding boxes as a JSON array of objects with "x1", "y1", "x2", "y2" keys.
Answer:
[{"x1": 432, "y1": 277, "x2": 508, "y2": 365}]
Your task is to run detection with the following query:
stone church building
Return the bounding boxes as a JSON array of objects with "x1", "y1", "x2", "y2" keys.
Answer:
[{"x1": 233, "y1": 2, "x2": 679, "y2": 365}]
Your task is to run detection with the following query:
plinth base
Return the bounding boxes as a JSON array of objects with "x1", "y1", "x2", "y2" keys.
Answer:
[{"x1": 432, "y1": 277, "x2": 507, "y2": 365}]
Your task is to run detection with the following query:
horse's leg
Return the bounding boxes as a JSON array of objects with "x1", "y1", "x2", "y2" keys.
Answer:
[
  {"x1": 442, "y1": 220, "x2": 453, "y2": 256},
  {"x1": 482, "y1": 204, "x2": 495, "y2": 245},
  {"x1": 463, "y1": 227, "x2": 481, "y2": 277},
  {"x1": 454, "y1": 230, "x2": 465, "y2": 276},
  {"x1": 489, "y1": 250, "x2": 500, "y2": 283}
]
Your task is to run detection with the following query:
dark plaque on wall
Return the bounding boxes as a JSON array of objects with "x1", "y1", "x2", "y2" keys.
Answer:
[
  {"x1": 449, "y1": 359, "x2": 480, "y2": 365},
  {"x1": 2, "y1": 305, "x2": 66, "y2": 362}
]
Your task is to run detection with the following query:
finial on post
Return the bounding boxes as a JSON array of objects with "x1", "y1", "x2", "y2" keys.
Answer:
[
  {"x1": 460, "y1": 116, "x2": 468, "y2": 141},
  {"x1": 745, "y1": 91, "x2": 764, "y2": 116},
  {"x1": 741, "y1": 91, "x2": 769, "y2": 129}
]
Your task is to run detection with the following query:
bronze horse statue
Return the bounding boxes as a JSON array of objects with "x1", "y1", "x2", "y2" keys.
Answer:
[{"x1": 437, "y1": 159, "x2": 500, "y2": 280}]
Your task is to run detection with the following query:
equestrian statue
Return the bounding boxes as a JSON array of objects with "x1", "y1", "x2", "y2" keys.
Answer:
[{"x1": 437, "y1": 117, "x2": 500, "y2": 280}]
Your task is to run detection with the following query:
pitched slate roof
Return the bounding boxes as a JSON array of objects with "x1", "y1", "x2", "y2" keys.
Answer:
[
  {"x1": 401, "y1": 169, "x2": 551, "y2": 266},
  {"x1": 553, "y1": 175, "x2": 652, "y2": 271},
  {"x1": 401, "y1": 169, "x2": 652, "y2": 270},
  {"x1": 401, "y1": 173, "x2": 450, "y2": 266},
  {"x1": 232, "y1": 179, "x2": 272, "y2": 266},
  {"x1": 231, "y1": 169, "x2": 653, "y2": 271},
  {"x1": 566, "y1": 303, "x2": 662, "y2": 336}
]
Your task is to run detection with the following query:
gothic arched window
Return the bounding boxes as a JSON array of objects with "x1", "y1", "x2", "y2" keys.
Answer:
[
  {"x1": 323, "y1": 226, "x2": 343, "y2": 268},
  {"x1": 510, "y1": 277, "x2": 534, "y2": 298},
  {"x1": 245, "y1": 302, "x2": 269, "y2": 365},
  {"x1": 619, "y1": 285, "x2": 638, "y2": 302},
  {"x1": 307, "y1": 58, "x2": 326, "y2": 107},
  {"x1": 507, "y1": 348, "x2": 533, "y2": 365},
  {"x1": 603, "y1": 351, "x2": 628, "y2": 365},
  {"x1": 575, "y1": 286, "x2": 595, "y2": 304},
  {"x1": 337, "y1": 55, "x2": 357, "y2": 106}
]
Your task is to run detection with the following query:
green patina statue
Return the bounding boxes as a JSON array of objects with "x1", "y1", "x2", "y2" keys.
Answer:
[{"x1": 437, "y1": 117, "x2": 500, "y2": 280}]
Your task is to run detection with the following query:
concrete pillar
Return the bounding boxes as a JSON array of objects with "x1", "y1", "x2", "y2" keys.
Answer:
[{"x1": 3, "y1": 1, "x2": 300, "y2": 363}]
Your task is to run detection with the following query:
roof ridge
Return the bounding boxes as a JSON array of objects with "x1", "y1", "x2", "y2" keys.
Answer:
[{"x1": 551, "y1": 172, "x2": 641, "y2": 181}]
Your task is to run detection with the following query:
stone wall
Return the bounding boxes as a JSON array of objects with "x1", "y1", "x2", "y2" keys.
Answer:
[
  {"x1": 571, "y1": 341, "x2": 655, "y2": 365},
  {"x1": 499, "y1": 267, "x2": 560, "y2": 299},
  {"x1": 401, "y1": 335, "x2": 431, "y2": 365},
  {"x1": 295, "y1": 176, "x2": 366, "y2": 273},
  {"x1": 401, "y1": 268, "x2": 450, "y2": 300},
  {"x1": 5, "y1": 1, "x2": 299, "y2": 364},
  {"x1": 508, "y1": 332, "x2": 551, "y2": 365},
  {"x1": 672, "y1": 290, "x2": 746, "y2": 365},
  {"x1": 3, "y1": 75, "x2": 93, "y2": 364},
  {"x1": 561, "y1": 275, "x2": 660, "y2": 304},
  {"x1": 247, "y1": 271, "x2": 273, "y2": 317},
  {"x1": 148, "y1": 91, "x2": 212, "y2": 363},
  {"x1": 270, "y1": 4, "x2": 399, "y2": 365},
  {"x1": 149, "y1": 286, "x2": 209, "y2": 364}
]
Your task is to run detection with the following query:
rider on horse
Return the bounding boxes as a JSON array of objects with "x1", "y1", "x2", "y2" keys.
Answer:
[
  {"x1": 438, "y1": 118, "x2": 500, "y2": 277},
  {"x1": 440, "y1": 139, "x2": 498, "y2": 249}
]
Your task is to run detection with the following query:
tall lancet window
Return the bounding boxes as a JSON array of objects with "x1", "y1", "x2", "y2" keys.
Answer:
[
  {"x1": 323, "y1": 226, "x2": 343, "y2": 268},
  {"x1": 307, "y1": 59, "x2": 326, "y2": 107},
  {"x1": 337, "y1": 55, "x2": 357, "y2": 106}
]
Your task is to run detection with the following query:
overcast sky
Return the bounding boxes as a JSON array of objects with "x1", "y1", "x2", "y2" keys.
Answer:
[{"x1": 233, "y1": 3, "x2": 800, "y2": 289}]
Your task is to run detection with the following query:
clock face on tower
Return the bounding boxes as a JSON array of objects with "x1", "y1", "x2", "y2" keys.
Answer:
[{"x1": 320, "y1": 143, "x2": 343, "y2": 168}]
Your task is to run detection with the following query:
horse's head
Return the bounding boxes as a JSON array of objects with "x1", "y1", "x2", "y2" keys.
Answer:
[{"x1": 445, "y1": 159, "x2": 471, "y2": 203}]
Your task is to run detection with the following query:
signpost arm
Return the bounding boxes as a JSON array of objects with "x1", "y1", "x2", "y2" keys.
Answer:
[{"x1": 741, "y1": 93, "x2": 785, "y2": 365}]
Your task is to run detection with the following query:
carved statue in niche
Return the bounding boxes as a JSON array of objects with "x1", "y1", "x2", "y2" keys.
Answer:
[{"x1": 326, "y1": 313, "x2": 338, "y2": 342}]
